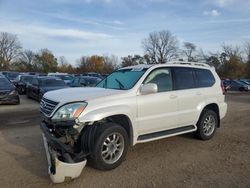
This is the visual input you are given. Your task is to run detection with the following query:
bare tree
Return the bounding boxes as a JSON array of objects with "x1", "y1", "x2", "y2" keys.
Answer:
[
  {"x1": 183, "y1": 42, "x2": 196, "y2": 61},
  {"x1": 245, "y1": 40, "x2": 250, "y2": 62},
  {"x1": 221, "y1": 43, "x2": 242, "y2": 58},
  {"x1": 142, "y1": 30, "x2": 179, "y2": 64},
  {"x1": 0, "y1": 32, "x2": 22, "y2": 70}
]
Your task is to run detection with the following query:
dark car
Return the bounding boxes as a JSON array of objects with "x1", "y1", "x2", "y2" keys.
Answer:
[
  {"x1": 70, "y1": 76, "x2": 102, "y2": 87},
  {"x1": 81, "y1": 72, "x2": 103, "y2": 79},
  {"x1": 26, "y1": 76, "x2": 69, "y2": 101},
  {"x1": 0, "y1": 71, "x2": 21, "y2": 82},
  {"x1": 0, "y1": 74, "x2": 20, "y2": 104},
  {"x1": 14, "y1": 75, "x2": 34, "y2": 94},
  {"x1": 228, "y1": 80, "x2": 249, "y2": 91}
]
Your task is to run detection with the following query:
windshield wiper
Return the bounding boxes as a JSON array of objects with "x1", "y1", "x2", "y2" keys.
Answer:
[{"x1": 115, "y1": 78, "x2": 125, "y2": 90}]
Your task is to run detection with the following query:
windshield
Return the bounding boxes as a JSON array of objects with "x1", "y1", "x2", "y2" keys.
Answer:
[
  {"x1": 39, "y1": 79, "x2": 66, "y2": 87},
  {"x1": 56, "y1": 75, "x2": 73, "y2": 81},
  {"x1": 96, "y1": 68, "x2": 147, "y2": 90},
  {"x1": 86, "y1": 77, "x2": 102, "y2": 85},
  {"x1": 21, "y1": 76, "x2": 33, "y2": 83},
  {"x1": 7, "y1": 72, "x2": 19, "y2": 80},
  {"x1": 0, "y1": 77, "x2": 12, "y2": 89}
]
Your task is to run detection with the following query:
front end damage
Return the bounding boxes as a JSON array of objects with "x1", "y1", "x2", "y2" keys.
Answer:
[{"x1": 40, "y1": 118, "x2": 97, "y2": 183}]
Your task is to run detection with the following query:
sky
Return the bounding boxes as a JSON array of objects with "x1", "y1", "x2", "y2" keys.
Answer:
[{"x1": 1, "y1": 0, "x2": 250, "y2": 65}]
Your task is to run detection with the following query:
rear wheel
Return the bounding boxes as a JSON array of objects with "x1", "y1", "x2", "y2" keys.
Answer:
[
  {"x1": 195, "y1": 109, "x2": 218, "y2": 140},
  {"x1": 88, "y1": 123, "x2": 129, "y2": 170}
]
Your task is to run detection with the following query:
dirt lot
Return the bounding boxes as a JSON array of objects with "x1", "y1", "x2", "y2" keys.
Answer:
[{"x1": 0, "y1": 94, "x2": 249, "y2": 188}]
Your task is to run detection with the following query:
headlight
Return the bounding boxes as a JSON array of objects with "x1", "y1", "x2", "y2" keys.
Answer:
[{"x1": 52, "y1": 102, "x2": 87, "y2": 121}]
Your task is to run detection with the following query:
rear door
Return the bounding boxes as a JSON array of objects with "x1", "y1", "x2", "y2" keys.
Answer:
[{"x1": 172, "y1": 67, "x2": 203, "y2": 126}]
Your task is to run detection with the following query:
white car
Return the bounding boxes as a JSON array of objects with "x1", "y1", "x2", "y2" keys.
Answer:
[{"x1": 40, "y1": 61, "x2": 227, "y2": 183}]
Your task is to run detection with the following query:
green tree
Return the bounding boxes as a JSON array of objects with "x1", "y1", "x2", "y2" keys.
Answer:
[{"x1": 34, "y1": 49, "x2": 58, "y2": 73}]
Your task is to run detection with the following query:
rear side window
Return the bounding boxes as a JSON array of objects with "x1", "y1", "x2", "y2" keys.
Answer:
[
  {"x1": 173, "y1": 67, "x2": 195, "y2": 90},
  {"x1": 195, "y1": 69, "x2": 215, "y2": 87}
]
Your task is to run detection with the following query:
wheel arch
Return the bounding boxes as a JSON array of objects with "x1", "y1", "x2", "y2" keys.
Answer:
[
  {"x1": 199, "y1": 103, "x2": 220, "y2": 127},
  {"x1": 104, "y1": 114, "x2": 134, "y2": 146}
]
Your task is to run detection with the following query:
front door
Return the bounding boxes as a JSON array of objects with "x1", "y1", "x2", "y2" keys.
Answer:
[{"x1": 137, "y1": 68, "x2": 178, "y2": 135}]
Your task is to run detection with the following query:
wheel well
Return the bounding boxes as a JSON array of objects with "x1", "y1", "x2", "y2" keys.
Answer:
[
  {"x1": 203, "y1": 103, "x2": 220, "y2": 127},
  {"x1": 105, "y1": 114, "x2": 133, "y2": 146}
]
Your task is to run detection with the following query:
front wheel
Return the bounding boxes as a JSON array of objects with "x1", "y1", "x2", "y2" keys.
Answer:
[
  {"x1": 88, "y1": 123, "x2": 129, "y2": 170},
  {"x1": 195, "y1": 109, "x2": 218, "y2": 140}
]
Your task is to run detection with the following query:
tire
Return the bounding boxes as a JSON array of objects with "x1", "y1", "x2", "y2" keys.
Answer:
[
  {"x1": 88, "y1": 122, "x2": 129, "y2": 170},
  {"x1": 195, "y1": 109, "x2": 218, "y2": 140}
]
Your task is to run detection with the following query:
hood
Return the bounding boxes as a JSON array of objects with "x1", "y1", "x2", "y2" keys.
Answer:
[{"x1": 43, "y1": 87, "x2": 124, "y2": 103}]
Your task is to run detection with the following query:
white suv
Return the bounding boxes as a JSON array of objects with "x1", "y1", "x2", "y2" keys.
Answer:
[{"x1": 40, "y1": 61, "x2": 227, "y2": 183}]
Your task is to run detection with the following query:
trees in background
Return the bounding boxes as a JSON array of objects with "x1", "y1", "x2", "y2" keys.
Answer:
[
  {"x1": 183, "y1": 42, "x2": 197, "y2": 62},
  {"x1": 245, "y1": 41, "x2": 250, "y2": 78},
  {"x1": 77, "y1": 55, "x2": 118, "y2": 74},
  {"x1": 121, "y1": 55, "x2": 150, "y2": 67},
  {"x1": 142, "y1": 30, "x2": 179, "y2": 64},
  {"x1": 0, "y1": 32, "x2": 22, "y2": 70},
  {"x1": 1, "y1": 31, "x2": 250, "y2": 79}
]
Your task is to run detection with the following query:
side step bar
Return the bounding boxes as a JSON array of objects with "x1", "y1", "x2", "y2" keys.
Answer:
[{"x1": 138, "y1": 125, "x2": 195, "y2": 141}]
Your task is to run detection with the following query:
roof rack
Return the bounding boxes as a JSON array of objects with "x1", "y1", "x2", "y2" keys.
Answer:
[{"x1": 170, "y1": 61, "x2": 211, "y2": 68}]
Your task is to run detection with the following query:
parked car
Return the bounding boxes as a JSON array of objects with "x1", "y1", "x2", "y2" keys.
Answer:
[
  {"x1": 239, "y1": 79, "x2": 250, "y2": 86},
  {"x1": 26, "y1": 76, "x2": 69, "y2": 101},
  {"x1": 48, "y1": 73, "x2": 73, "y2": 85},
  {"x1": 0, "y1": 74, "x2": 20, "y2": 104},
  {"x1": 14, "y1": 75, "x2": 34, "y2": 94},
  {"x1": 40, "y1": 61, "x2": 227, "y2": 183},
  {"x1": 70, "y1": 76, "x2": 102, "y2": 87},
  {"x1": 81, "y1": 72, "x2": 103, "y2": 79},
  {"x1": 221, "y1": 79, "x2": 231, "y2": 91},
  {"x1": 228, "y1": 80, "x2": 249, "y2": 91},
  {"x1": 0, "y1": 71, "x2": 21, "y2": 82}
]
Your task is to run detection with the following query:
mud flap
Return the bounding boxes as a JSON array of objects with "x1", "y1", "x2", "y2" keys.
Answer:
[{"x1": 42, "y1": 134, "x2": 87, "y2": 183}]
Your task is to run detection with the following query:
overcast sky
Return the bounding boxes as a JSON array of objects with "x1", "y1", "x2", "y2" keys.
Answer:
[{"x1": 1, "y1": 0, "x2": 250, "y2": 64}]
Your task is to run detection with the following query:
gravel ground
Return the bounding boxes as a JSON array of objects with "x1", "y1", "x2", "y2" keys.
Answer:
[{"x1": 0, "y1": 93, "x2": 249, "y2": 188}]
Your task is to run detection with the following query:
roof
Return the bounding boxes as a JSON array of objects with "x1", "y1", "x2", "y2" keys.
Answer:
[{"x1": 119, "y1": 61, "x2": 213, "y2": 70}]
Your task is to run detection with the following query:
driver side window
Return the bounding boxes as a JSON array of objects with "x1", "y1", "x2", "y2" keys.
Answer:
[{"x1": 144, "y1": 68, "x2": 173, "y2": 92}]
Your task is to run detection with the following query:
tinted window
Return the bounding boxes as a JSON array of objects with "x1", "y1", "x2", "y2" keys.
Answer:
[
  {"x1": 39, "y1": 79, "x2": 66, "y2": 86},
  {"x1": 32, "y1": 78, "x2": 39, "y2": 85},
  {"x1": 173, "y1": 67, "x2": 195, "y2": 90},
  {"x1": 144, "y1": 68, "x2": 172, "y2": 92},
  {"x1": 0, "y1": 77, "x2": 12, "y2": 89},
  {"x1": 195, "y1": 69, "x2": 215, "y2": 87},
  {"x1": 72, "y1": 77, "x2": 80, "y2": 85},
  {"x1": 21, "y1": 76, "x2": 33, "y2": 83}
]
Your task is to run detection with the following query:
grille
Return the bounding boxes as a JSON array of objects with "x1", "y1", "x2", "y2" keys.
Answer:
[{"x1": 40, "y1": 97, "x2": 59, "y2": 116}]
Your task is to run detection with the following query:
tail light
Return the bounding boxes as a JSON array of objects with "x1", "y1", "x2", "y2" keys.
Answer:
[{"x1": 221, "y1": 81, "x2": 225, "y2": 95}]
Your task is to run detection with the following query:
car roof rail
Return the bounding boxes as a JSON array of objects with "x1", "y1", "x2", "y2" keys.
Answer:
[{"x1": 170, "y1": 61, "x2": 212, "y2": 68}]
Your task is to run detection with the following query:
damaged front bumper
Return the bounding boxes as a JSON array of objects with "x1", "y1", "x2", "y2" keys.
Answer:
[
  {"x1": 40, "y1": 120, "x2": 95, "y2": 183},
  {"x1": 42, "y1": 133, "x2": 86, "y2": 183}
]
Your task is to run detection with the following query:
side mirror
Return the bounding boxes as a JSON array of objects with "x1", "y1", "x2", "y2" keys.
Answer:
[{"x1": 140, "y1": 83, "x2": 158, "y2": 95}]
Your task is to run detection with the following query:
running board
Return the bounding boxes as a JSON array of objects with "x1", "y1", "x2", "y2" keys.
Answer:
[{"x1": 137, "y1": 125, "x2": 195, "y2": 141}]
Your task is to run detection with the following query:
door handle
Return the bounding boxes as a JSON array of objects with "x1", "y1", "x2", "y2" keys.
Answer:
[{"x1": 169, "y1": 94, "x2": 177, "y2": 99}]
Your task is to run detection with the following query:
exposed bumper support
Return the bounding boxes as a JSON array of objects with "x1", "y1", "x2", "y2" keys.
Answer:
[{"x1": 42, "y1": 134, "x2": 87, "y2": 183}]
